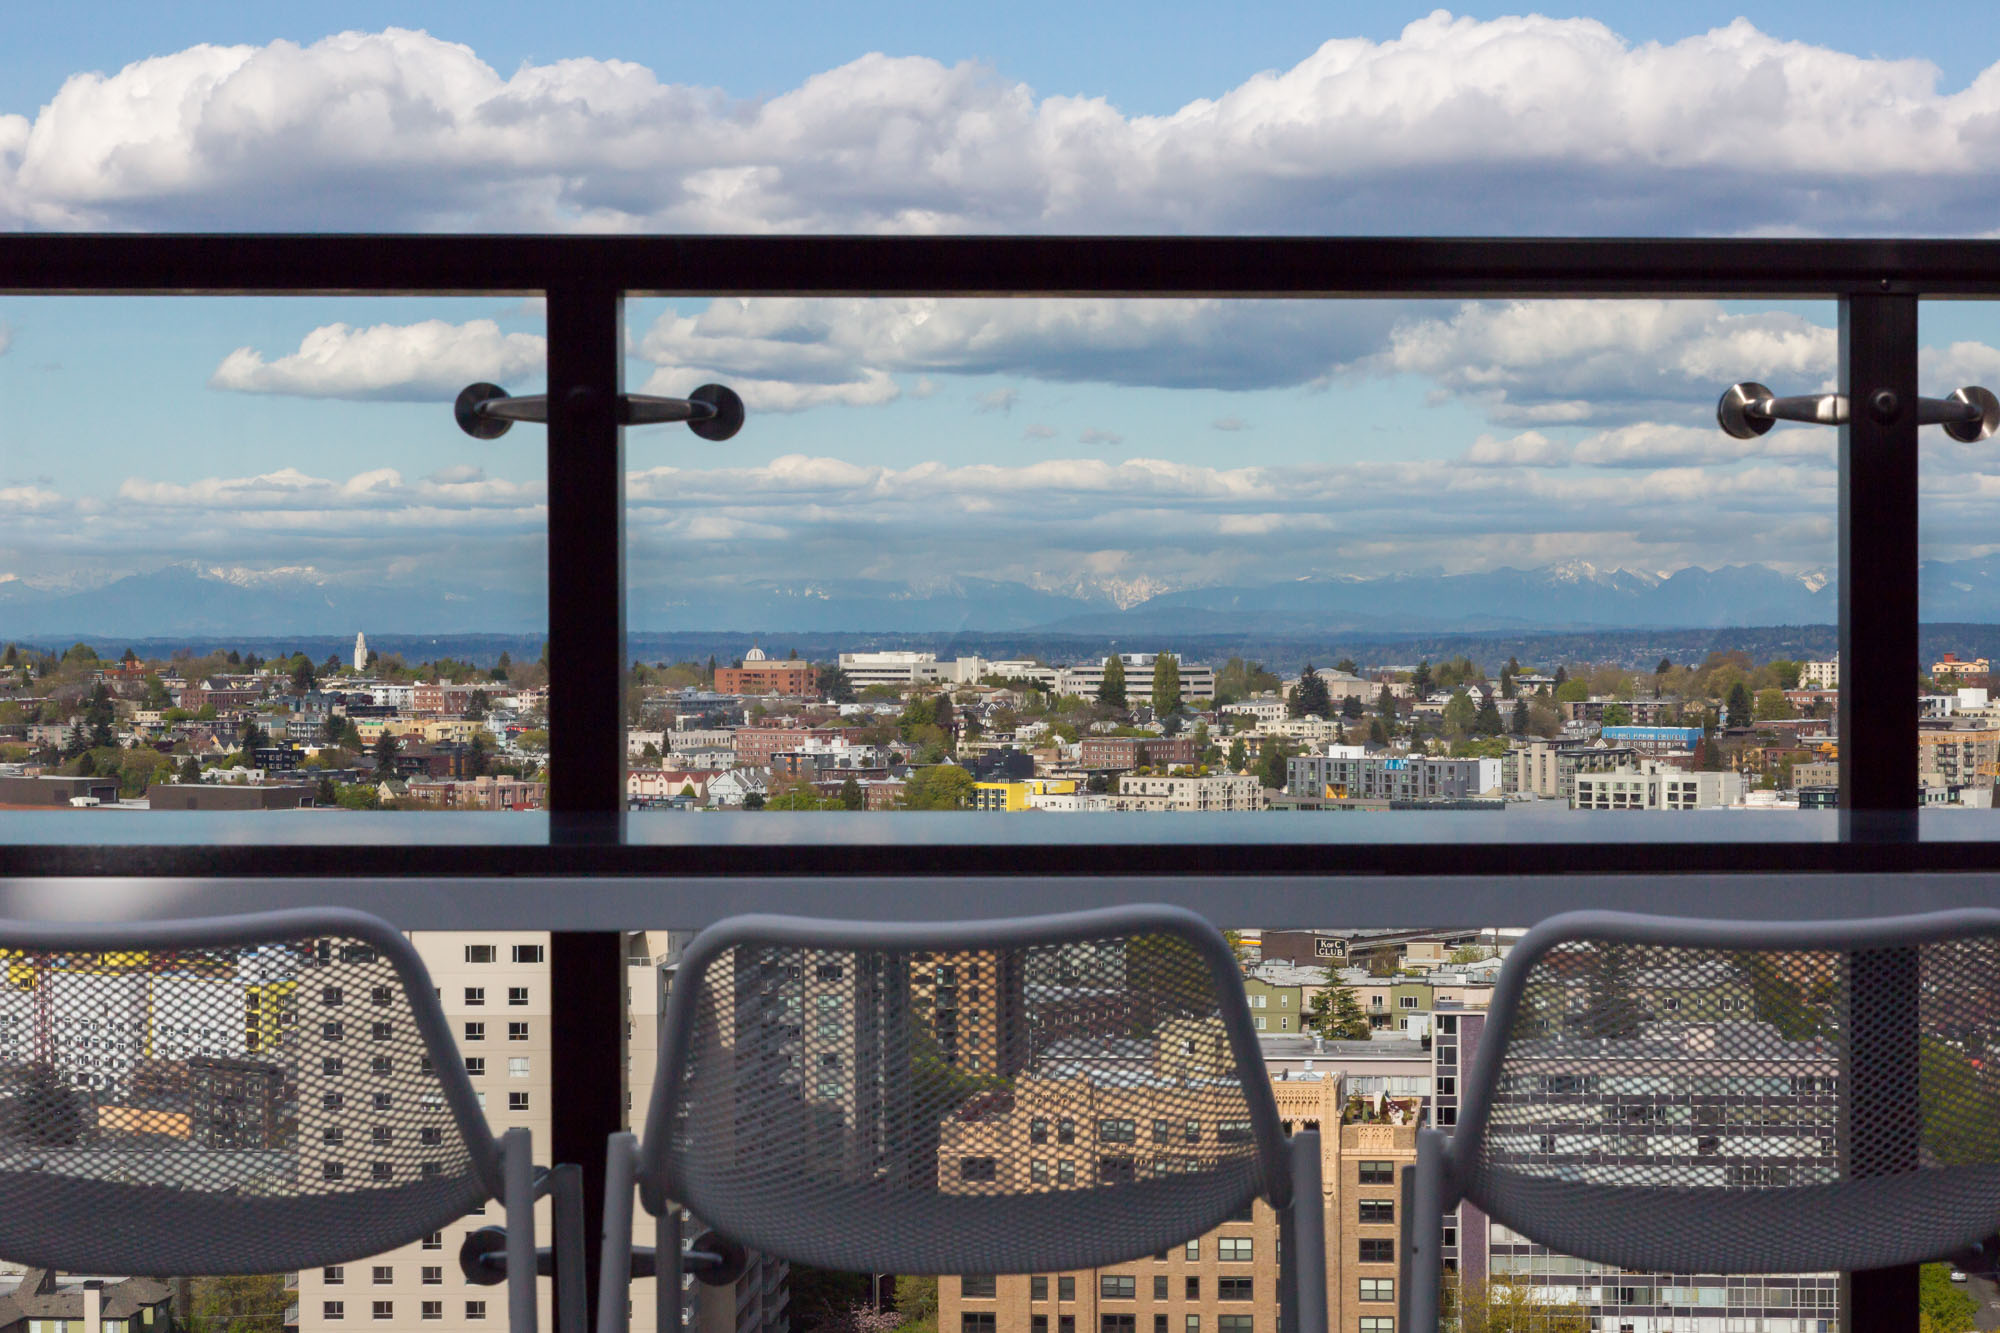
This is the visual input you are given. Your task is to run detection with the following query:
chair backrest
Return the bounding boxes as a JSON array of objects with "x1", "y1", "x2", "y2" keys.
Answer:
[
  {"x1": 641, "y1": 906, "x2": 1288, "y2": 1275},
  {"x1": 1449, "y1": 908, "x2": 2000, "y2": 1274},
  {"x1": 0, "y1": 909, "x2": 499, "y2": 1275}
]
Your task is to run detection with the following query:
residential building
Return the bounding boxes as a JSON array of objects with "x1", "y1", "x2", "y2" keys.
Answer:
[
  {"x1": 715, "y1": 647, "x2": 816, "y2": 697},
  {"x1": 972, "y1": 777, "x2": 1082, "y2": 811},
  {"x1": 1794, "y1": 761, "x2": 1838, "y2": 789},
  {"x1": 732, "y1": 727, "x2": 844, "y2": 770},
  {"x1": 1570, "y1": 763, "x2": 1744, "y2": 811},
  {"x1": 1932, "y1": 653, "x2": 1990, "y2": 681},
  {"x1": 1220, "y1": 696, "x2": 1287, "y2": 726},
  {"x1": 1079, "y1": 735, "x2": 1198, "y2": 771},
  {"x1": 1106, "y1": 775, "x2": 1267, "y2": 813},
  {"x1": 0, "y1": 1269, "x2": 174, "y2": 1333},
  {"x1": 1917, "y1": 724, "x2": 2000, "y2": 787},
  {"x1": 1287, "y1": 748, "x2": 1502, "y2": 802},
  {"x1": 1054, "y1": 655, "x2": 1217, "y2": 707},
  {"x1": 1799, "y1": 655, "x2": 1839, "y2": 689},
  {"x1": 1243, "y1": 974, "x2": 1303, "y2": 1033},
  {"x1": 1597, "y1": 725, "x2": 1704, "y2": 755},
  {"x1": 1505, "y1": 741, "x2": 1638, "y2": 802},
  {"x1": 1431, "y1": 1004, "x2": 1840, "y2": 1330}
]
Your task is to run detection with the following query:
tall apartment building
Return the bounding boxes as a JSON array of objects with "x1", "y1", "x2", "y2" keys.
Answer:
[
  {"x1": 937, "y1": 1068, "x2": 1418, "y2": 1333},
  {"x1": 1431, "y1": 1004, "x2": 1839, "y2": 1332},
  {"x1": 1505, "y1": 740, "x2": 1637, "y2": 802},
  {"x1": 1571, "y1": 763, "x2": 1744, "y2": 811},
  {"x1": 1053, "y1": 656, "x2": 1217, "y2": 707},
  {"x1": 1798, "y1": 655, "x2": 1838, "y2": 689},
  {"x1": 1918, "y1": 724, "x2": 2000, "y2": 787},
  {"x1": 1286, "y1": 749, "x2": 1501, "y2": 802},
  {"x1": 1106, "y1": 775, "x2": 1267, "y2": 813}
]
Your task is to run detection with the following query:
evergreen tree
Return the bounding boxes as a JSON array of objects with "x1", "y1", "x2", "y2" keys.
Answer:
[
  {"x1": 1289, "y1": 663, "x2": 1332, "y2": 718},
  {"x1": 1335, "y1": 657, "x2": 1359, "y2": 674},
  {"x1": 1511, "y1": 700, "x2": 1530, "y2": 735},
  {"x1": 1412, "y1": 660, "x2": 1433, "y2": 695},
  {"x1": 1726, "y1": 681, "x2": 1753, "y2": 729},
  {"x1": 179, "y1": 756, "x2": 202, "y2": 783},
  {"x1": 1341, "y1": 694, "x2": 1364, "y2": 719},
  {"x1": 373, "y1": 731, "x2": 401, "y2": 777},
  {"x1": 1151, "y1": 653, "x2": 1183, "y2": 714},
  {"x1": 316, "y1": 776, "x2": 337, "y2": 806},
  {"x1": 1368, "y1": 718, "x2": 1388, "y2": 747},
  {"x1": 1098, "y1": 655, "x2": 1127, "y2": 708},
  {"x1": 839, "y1": 776, "x2": 865, "y2": 810},
  {"x1": 1499, "y1": 662, "x2": 1516, "y2": 698},
  {"x1": 1656, "y1": 655, "x2": 1674, "y2": 676},
  {"x1": 819, "y1": 663, "x2": 856, "y2": 704},
  {"x1": 1552, "y1": 665, "x2": 1568, "y2": 688},
  {"x1": 1305, "y1": 973, "x2": 1373, "y2": 1041},
  {"x1": 1474, "y1": 695, "x2": 1505, "y2": 736},
  {"x1": 1226, "y1": 736, "x2": 1248, "y2": 772},
  {"x1": 1376, "y1": 684, "x2": 1397, "y2": 717}
]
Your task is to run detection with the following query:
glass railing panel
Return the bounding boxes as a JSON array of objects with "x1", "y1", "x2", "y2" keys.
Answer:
[
  {"x1": 618, "y1": 295, "x2": 1839, "y2": 834},
  {"x1": 0, "y1": 296, "x2": 548, "y2": 827}
]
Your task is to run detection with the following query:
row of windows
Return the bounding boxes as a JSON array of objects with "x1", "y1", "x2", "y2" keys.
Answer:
[
  {"x1": 971, "y1": 1276, "x2": 1257, "y2": 1302},
  {"x1": 963, "y1": 1316, "x2": 1256, "y2": 1333},
  {"x1": 464, "y1": 944, "x2": 544, "y2": 964},
  {"x1": 1357, "y1": 1161, "x2": 1396, "y2": 1185},
  {"x1": 321, "y1": 1302, "x2": 485, "y2": 1320},
  {"x1": 463, "y1": 1021, "x2": 532, "y2": 1040},
  {"x1": 321, "y1": 1126, "x2": 449, "y2": 1146},
  {"x1": 1026, "y1": 1119, "x2": 1253, "y2": 1146},
  {"x1": 458, "y1": 987, "x2": 532, "y2": 1006},
  {"x1": 462, "y1": 1057, "x2": 532, "y2": 1077}
]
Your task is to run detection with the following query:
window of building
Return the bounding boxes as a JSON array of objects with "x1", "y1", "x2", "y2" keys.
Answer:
[
  {"x1": 1438, "y1": 1107, "x2": 1457, "y2": 1126},
  {"x1": 323, "y1": 1021, "x2": 345, "y2": 1041},
  {"x1": 323, "y1": 1093, "x2": 344, "y2": 1110},
  {"x1": 1101, "y1": 1276, "x2": 1135, "y2": 1300},
  {"x1": 1184, "y1": 1278, "x2": 1200, "y2": 1300},
  {"x1": 1057, "y1": 1118, "x2": 1075, "y2": 1144},
  {"x1": 1060, "y1": 1318, "x2": 1075, "y2": 1333},
  {"x1": 1184, "y1": 1239, "x2": 1200, "y2": 1260},
  {"x1": 370, "y1": 1055, "x2": 394, "y2": 1076},
  {"x1": 508, "y1": 1091, "x2": 530, "y2": 1111},
  {"x1": 508, "y1": 1021, "x2": 529, "y2": 1040},
  {"x1": 466, "y1": 1057, "x2": 486, "y2": 1076},
  {"x1": 464, "y1": 1021, "x2": 485, "y2": 1041},
  {"x1": 1186, "y1": 1319, "x2": 1200, "y2": 1333},
  {"x1": 1359, "y1": 1239, "x2": 1394, "y2": 1264},
  {"x1": 370, "y1": 986, "x2": 393, "y2": 1006},
  {"x1": 324, "y1": 1127, "x2": 344, "y2": 1145},
  {"x1": 1357, "y1": 1161, "x2": 1394, "y2": 1185},
  {"x1": 421, "y1": 1267, "x2": 442, "y2": 1285},
  {"x1": 1218, "y1": 1319, "x2": 1251, "y2": 1333},
  {"x1": 1357, "y1": 1200, "x2": 1394, "y2": 1225},
  {"x1": 960, "y1": 1157, "x2": 999, "y2": 1182},
  {"x1": 324, "y1": 1269, "x2": 344, "y2": 1285},
  {"x1": 961, "y1": 1277, "x2": 996, "y2": 1299},
  {"x1": 1359, "y1": 1279, "x2": 1394, "y2": 1303},
  {"x1": 1219, "y1": 1279, "x2": 1252, "y2": 1302},
  {"x1": 1033, "y1": 1321, "x2": 1049, "y2": 1333},
  {"x1": 322, "y1": 1162, "x2": 345, "y2": 1181},
  {"x1": 1058, "y1": 1278, "x2": 1076, "y2": 1302},
  {"x1": 509, "y1": 1057, "x2": 531, "y2": 1078},
  {"x1": 422, "y1": 1233, "x2": 442, "y2": 1251},
  {"x1": 322, "y1": 987, "x2": 344, "y2": 1007},
  {"x1": 372, "y1": 1303, "x2": 393, "y2": 1321},
  {"x1": 465, "y1": 945, "x2": 497, "y2": 964},
  {"x1": 323, "y1": 1304, "x2": 344, "y2": 1321},
  {"x1": 508, "y1": 987, "x2": 530, "y2": 1006},
  {"x1": 464, "y1": 987, "x2": 485, "y2": 1006},
  {"x1": 420, "y1": 1128, "x2": 444, "y2": 1146},
  {"x1": 1031, "y1": 1118, "x2": 1049, "y2": 1144},
  {"x1": 1099, "y1": 1118, "x2": 1136, "y2": 1143},
  {"x1": 1058, "y1": 1161, "x2": 1076, "y2": 1185},
  {"x1": 421, "y1": 1303, "x2": 442, "y2": 1321},
  {"x1": 1218, "y1": 1238, "x2": 1253, "y2": 1262},
  {"x1": 1152, "y1": 1119, "x2": 1171, "y2": 1143},
  {"x1": 466, "y1": 1304, "x2": 486, "y2": 1321},
  {"x1": 1099, "y1": 1156, "x2": 1137, "y2": 1184},
  {"x1": 1359, "y1": 1321, "x2": 1394, "y2": 1333},
  {"x1": 513, "y1": 944, "x2": 543, "y2": 963},
  {"x1": 1101, "y1": 1318, "x2": 1135, "y2": 1333},
  {"x1": 370, "y1": 1163, "x2": 393, "y2": 1181},
  {"x1": 1154, "y1": 1317, "x2": 1167, "y2": 1333},
  {"x1": 1153, "y1": 1276, "x2": 1168, "y2": 1300},
  {"x1": 1254, "y1": 1016, "x2": 1265, "y2": 1030},
  {"x1": 1031, "y1": 1278, "x2": 1049, "y2": 1301},
  {"x1": 961, "y1": 1316, "x2": 996, "y2": 1333}
]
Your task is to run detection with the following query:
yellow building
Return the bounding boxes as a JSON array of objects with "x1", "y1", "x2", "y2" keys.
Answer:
[{"x1": 973, "y1": 778, "x2": 1080, "y2": 812}]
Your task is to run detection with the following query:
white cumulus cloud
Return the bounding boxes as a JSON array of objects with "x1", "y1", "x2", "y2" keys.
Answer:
[{"x1": 211, "y1": 318, "x2": 546, "y2": 401}]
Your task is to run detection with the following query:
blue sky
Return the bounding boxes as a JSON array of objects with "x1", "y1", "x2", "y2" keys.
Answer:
[{"x1": 5, "y1": 7, "x2": 2000, "y2": 623}]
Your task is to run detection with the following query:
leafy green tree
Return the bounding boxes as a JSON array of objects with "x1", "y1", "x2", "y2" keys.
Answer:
[
  {"x1": 900, "y1": 764, "x2": 976, "y2": 810},
  {"x1": 1304, "y1": 975, "x2": 1372, "y2": 1040},
  {"x1": 1726, "y1": 681, "x2": 1754, "y2": 729},
  {"x1": 1441, "y1": 690, "x2": 1477, "y2": 737},
  {"x1": 742, "y1": 792, "x2": 766, "y2": 810},
  {"x1": 144, "y1": 675, "x2": 172, "y2": 709},
  {"x1": 893, "y1": 1275, "x2": 939, "y2": 1333},
  {"x1": 1921, "y1": 1264, "x2": 1978, "y2": 1333},
  {"x1": 1098, "y1": 655, "x2": 1127, "y2": 708},
  {"x1": 1554, "y1": 678, "x2": 1589, "y2": 704},
  {"x1": 1254, "y1": 739, "x2": 1294, "y2": 790},
  {"x1": 1448, "y1": 1278, "x2": 1590, "y2": 1332},
  {"x1": 1600, "y1": 702, "x2": 1631, "y2": 727},
  {"x1": 1754, "y1": 687, "x2": 1795, "y2": 721},
  {"x1": 1151, "y1": 653, "x2": 1183, "y2": 714}
]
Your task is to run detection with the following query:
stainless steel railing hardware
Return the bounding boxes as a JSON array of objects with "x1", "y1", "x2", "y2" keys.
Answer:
[
  {"x1": 454, "y1": 382, "x2": 745, "y2": 441},
  {"x1": 1717, "y1": 381, "x2": 1998, "y2": 442}
]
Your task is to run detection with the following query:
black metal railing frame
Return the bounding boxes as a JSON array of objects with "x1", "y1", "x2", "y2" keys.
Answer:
[{"x1": 4, "y1": 233, "x2": 1999, "y2": 1331}]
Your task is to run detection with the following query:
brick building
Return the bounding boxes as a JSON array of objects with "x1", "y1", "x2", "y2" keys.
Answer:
[
  {"x1": 1078, "y1": 735, "x2": 1197, "y2": 770},
  {"x1": 715, "y1": 646, "x2": 815, "y2": 697}
]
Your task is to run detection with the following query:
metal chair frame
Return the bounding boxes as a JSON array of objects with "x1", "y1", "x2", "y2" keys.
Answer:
[
  {"x1": 0, "y1": 909, "x2": 581, "y2": 1333},
  {"x1": 1401, "y1": 908, "x2": 2000, "y2": 1332},
  {"x1": 598, "y1": 905, "x2": 1328, "y2": 1333}
]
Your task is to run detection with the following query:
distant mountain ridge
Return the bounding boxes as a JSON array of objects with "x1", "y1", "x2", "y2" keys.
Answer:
[{"x1": 9, "y1": 555, "x2": 2000, "y2": 640}]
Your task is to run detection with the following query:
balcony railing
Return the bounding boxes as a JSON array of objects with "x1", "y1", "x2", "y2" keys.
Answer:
[{"x1": 5, "y1": 233, "x2": 2000, "y2": 1333}]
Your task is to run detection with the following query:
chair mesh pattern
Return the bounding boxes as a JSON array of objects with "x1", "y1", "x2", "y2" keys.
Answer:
[
  {"x1": 662, "y1": 929, "x2": 1265, "y2": 1275},
  {"x1": 1460, "y1": 934, "x2": 2000, "y2": 1273},
  {"x1": 0, "y1": 933, "x2": 486, "y2": 1274}
]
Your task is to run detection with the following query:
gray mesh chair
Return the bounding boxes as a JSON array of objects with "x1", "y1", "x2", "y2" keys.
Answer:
[
  {"x1": 1402, "y1": 908, "x2": 2000, "y2": 1331},
  {"x1": 598, "y1": 905, "x2": 1327, "y2": 1333},
  {"x1": 0, "y1": 909, "x2": 579, "y2": 1333}
]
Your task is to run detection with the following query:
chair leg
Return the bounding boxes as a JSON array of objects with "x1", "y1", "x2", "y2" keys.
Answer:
[
  {"x1": 1284, "y1": 1132, "x2": 1328, "y2": 1333},
  {"x1": 598, "y1": 1132, "x2": 639, "y2": 1333},
  {"x1": 502, "y1": 1127, "x2": 539, "y2": 1333},
  {"x1": 1400, "y1": 1129, "x2": 1449, "y2": 1333},
  {"x1": 549, "y1": 1164, "x2": 587, "y2": 1333}
]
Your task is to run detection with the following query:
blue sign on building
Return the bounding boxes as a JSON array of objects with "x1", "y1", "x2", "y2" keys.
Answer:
[{"x1": 1600, "y1": 725, "x2": 1704, "y2": 748}]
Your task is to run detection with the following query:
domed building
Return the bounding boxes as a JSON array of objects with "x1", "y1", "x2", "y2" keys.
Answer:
[{"x1": 715, "y1": 644, "x2": 815, "y2": 698}]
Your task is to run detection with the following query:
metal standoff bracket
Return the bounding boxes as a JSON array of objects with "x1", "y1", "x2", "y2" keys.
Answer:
[
  {"x1": 454, "y1": 382, "x2": 745, "y2": 441},
  {"x1": 1717, "y1": 381, "x2": 2000, "y2": 442}
]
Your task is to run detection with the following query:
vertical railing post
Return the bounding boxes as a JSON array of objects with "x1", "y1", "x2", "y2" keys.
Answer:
[
  {"x1": 1837, "y1": 289, "x2": 1921, "y2": 1333},
  {"x1": 546, "y1": 280, "x2": 630, "y2": 1329}
]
